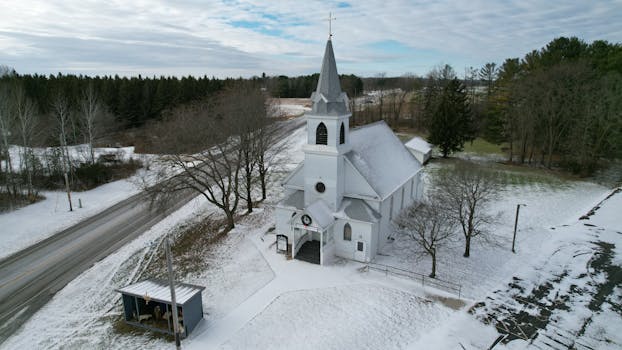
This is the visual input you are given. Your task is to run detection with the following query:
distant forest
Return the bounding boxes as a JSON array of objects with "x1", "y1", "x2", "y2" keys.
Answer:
[{"x1": 1, "y1": 36, "x2": 621, "y2": 176}]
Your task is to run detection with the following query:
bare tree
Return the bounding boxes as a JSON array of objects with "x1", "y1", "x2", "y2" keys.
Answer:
[
  {"x1": 435, "y1": 163, "x2": 501, "y2": 257},
  {"x1": 79, "y1": 82, "x2": 101, "y2": 164},
  {"x1": 52, "y1": 93, "x2": 72, "y2": 174},
  {"x1": 220, "y1": 84, "x2": 266, "y2": 214},
  {"x1": 394, "y1": 197, "x2": 457, "y2": 278},
  {"x1": 387, "y1": 89, "x2": 408, "y2": 128},
  {"x1": 254, "y1": 101, "x2": 285, "y2": 201},
  {"x1": 145, "y1": 94, "x2": 246, "y2": 230},
  {"x1": 0, "y1": 83, "x2": 17, "y2": 198},
  {"x1": 13, "y1": 84, "x2": 38, "y2": 197}
]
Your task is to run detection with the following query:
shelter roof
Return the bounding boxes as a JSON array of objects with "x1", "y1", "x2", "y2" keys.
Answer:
[{"x1": 116, "y1": 279, "x2": 205, "y2": 305}]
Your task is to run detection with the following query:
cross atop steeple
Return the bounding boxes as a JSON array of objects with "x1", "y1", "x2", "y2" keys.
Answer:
[{"x1": 325, "y1": 12, "x2": 336, "y2": 38}]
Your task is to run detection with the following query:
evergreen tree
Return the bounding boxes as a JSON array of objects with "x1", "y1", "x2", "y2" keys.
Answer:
[{"x1": 428, "y1": 78, "x2": 474, "y2": 157}]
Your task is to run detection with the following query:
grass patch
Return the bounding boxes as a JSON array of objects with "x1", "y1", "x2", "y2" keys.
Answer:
[
  {"x1": 110, "y1": 315, "x2": 175, "y2": 342},
  {"x1": 462, "y1": 138, "x2": 507, "y2": 155},
  {"x1": 143, "y1": 214, "x2": 229, "y2": 279},
  {"x1": 394, "y1": 130, "x2": 506, "y2": 156},
  {"x1": 428, "y1": 157, "x2": 571, "y2": 189},
  {"x1": 0, "y1": 191, "x2": 45, "y2": 212}
]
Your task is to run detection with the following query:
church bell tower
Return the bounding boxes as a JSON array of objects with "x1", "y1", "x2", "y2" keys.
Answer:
[{"x1": 302, "y1": 38, "x2": 351, "y2": 211}]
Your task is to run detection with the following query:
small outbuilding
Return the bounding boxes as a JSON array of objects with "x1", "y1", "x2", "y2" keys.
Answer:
[
  {"x1": 116, "y1": 279, "x2": 205, "y2": 338},
  {"x1": 405, "y1": 136, "x2": 432, "y2": 165}
]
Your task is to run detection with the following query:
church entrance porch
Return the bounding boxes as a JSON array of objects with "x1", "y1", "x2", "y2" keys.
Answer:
[
  {"x1": 291, "y1": 224, "x2": 335, "y2": 265},
  {"x1": 295, "y1": 240, "x2": 320, "y2": 264}
]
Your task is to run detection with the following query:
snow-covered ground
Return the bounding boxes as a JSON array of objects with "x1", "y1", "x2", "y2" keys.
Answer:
[
  {"x1": 4, "y1": 144, "x2": 139, "y2": 172},
  {"x1": 378, "y1": 161, "x2": 609, "y2": 299},
  {"x1": 0, "y1": 145, "x2": 152, "y2": 260},
  {"x1": 0, "y1": 101, "x2": 309, "y2": 260},
  {"x1": 414, "y1": 188, "x2": 622, "y2": 350},
  {"x1": 2, "y1": 122, "x2": 620, "y2": 350},
  {"x1": 275, "y1": 98, "x2": 311, "y2": 117}
]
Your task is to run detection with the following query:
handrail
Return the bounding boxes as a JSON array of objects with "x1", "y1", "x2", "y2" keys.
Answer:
[
  {"x1": 365, "y1": 262, "x2": 462, "y2": 298},
  {"x1": 294, "y1": 232, "x2": 309, "y2": 253}
]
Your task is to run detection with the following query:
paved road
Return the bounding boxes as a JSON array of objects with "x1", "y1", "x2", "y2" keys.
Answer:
[{"x1": 0, "y1": 117, "x2": 305, "y2": 343}]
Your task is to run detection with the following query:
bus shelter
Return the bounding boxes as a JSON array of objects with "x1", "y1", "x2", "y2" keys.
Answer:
[{"x1": 116, "y1": 279, "x2": 205, "y2": 337}]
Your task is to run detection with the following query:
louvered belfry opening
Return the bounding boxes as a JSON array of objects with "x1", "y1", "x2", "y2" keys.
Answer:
[
  {"x1": 340, "y1": 122, "x2": 345, "y2": 144},
  {"x1": 316, "y1": 122, "x2": 328, "y2": 145}
]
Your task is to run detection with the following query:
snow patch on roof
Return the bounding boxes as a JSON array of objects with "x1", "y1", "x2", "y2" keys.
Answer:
[
  {"x1": 305, "y1": 199, "x2": 335, "y2": 229},
  {"x1": 347, "y1": 121, "x2": 421, "y2": 198},
  {"x1": 280, "y1": 190, "x2": 304, "y2": 209},
  {"x1": 334, "y1": 198, "x2": 381, "y2": 223},
  {"x1": 405, "y1": 136, "x2": 432, "y2": 154},
  {"x1": 116, "y1": 279, "x2": 205, "y2": 305}
]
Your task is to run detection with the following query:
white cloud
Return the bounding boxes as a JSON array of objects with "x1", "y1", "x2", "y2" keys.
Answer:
[{"x1": 0, "y1": 0, "x2": 620, "y2": 77}]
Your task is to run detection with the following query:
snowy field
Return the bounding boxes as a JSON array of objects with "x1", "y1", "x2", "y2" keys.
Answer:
[
  {"x1": 275, "y1": 98, "x2": 311, "y2": 117},
  {"x1": 220, "y1": 284, "x2": 450, "y2": 350},
  {"x1": 0, "y1": 145, "x2": 149, "y2": 259},
  {"x1": 377, "y1": 161, "x2": 609, "y2": 299},
  {"x1": 2, "y1": 121, "x2": 620, "y2": 350}
]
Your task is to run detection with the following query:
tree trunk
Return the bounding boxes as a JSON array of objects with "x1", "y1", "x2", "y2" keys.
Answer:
[
  {"x1": 430, "y1": 250, "x2": 436, "y2": 278},
  {"x1": 260, "y1": 174, "x2": 267, "y2": 200},
  {"x1": 246, "y1": 181, "x2": 253, "y2": 214},
  {"x1": 463, "y1": 234, "x2": 471, "y2": 257},
  {"x1": 508, "y1": 138, "x2": 513, "y2": 163},
  {"x1": 225, "y1": 211, "x2": 235, "y2": 230}
]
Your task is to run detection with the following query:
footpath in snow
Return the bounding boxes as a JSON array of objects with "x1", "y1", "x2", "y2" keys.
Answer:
[{"x1": 185, "y1": 215, "x2": 455, "y2": 350}]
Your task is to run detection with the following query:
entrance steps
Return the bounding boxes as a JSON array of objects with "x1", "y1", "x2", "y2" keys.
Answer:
[{"x1": 295, "y1": 241, "x2": 320, "y2": 264}]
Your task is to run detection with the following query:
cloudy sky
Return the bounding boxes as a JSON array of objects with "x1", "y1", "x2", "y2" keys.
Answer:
[{"x1": 1, "y1": 0, "x2": 621, "y2": 78}]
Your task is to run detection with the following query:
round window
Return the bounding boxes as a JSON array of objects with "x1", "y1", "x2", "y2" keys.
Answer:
[{"x1": 315, "y1": 182, "x2": 326, "y2": 193}]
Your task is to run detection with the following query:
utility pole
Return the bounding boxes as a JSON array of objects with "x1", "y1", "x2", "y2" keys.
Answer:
[
  {"x1": 166, "y1": 236, "x2": 181, "y2": 349},
  {"x1": 512, "y1": 204, "x2": 526, "y2": 253}
]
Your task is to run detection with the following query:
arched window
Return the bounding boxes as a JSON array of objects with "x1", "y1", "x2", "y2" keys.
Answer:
[
  {"x1": 316, "y1": 122, "x2": 328, "y2": 145},
  {"x1": 339, "y1": 122, "x2": 345, "y2": 144},
  {"x1": 343, "y1": 223, "x2": 352, "y2": 241}
]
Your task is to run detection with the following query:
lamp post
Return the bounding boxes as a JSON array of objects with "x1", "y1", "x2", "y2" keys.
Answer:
[{"x1": 512, "y1": 204, "x2": 526, "y2": 253}]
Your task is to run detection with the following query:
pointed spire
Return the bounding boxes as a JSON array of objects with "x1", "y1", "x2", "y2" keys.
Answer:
[
  {"x1": 316, "y1": 39, "x2": 343, "y2": 100},
  {"x1": 309, "y1": 39, "x2": 349, "y2": 116}
]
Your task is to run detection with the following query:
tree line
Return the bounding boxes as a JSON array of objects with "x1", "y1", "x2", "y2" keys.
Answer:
[
  {"x1": 485, "y1": 37, "x2": 622, "y2": 174},
  {"x1": 0, "y1": 72, "x2": 227, "y2": 129},
  {"x1": 265, "y1": 73, "x2": 363, "y2": 99},
  {"x1": 414, "y1": 37, "x2": 622, "y2": 175}
]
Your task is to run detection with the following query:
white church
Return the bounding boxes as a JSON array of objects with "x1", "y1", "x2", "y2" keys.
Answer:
[{"x1": 275, "y1": 38, "x2": 423, "y2": 265}]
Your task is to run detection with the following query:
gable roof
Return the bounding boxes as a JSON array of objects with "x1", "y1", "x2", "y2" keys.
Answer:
[
  {"x1": 116, "y1": 279, "x2": 205, "y2": 305},
  {"x1": 305, "y1": 199, "x2": 334, "y2": 229},
  {"x1": 405, "y1": 136, "x2": 432, "y2": 154},
  {"x1": 346, "y1": 121, "x2": 421, "y2": 199},
  {"x1": 280, "y1": 190, "x2": 304, "y2": 209}
]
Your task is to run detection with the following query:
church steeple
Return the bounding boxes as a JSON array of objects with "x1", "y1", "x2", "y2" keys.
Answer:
[
  {"x1": 302, "y1": 38, "x2": 351, "y2": 211},
  {"x1": 309, "y1": 39, "x2": 349, "y2": 116},
  {"x1": 316, "y1": 40, "x2": 342, "y2": 100}
]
